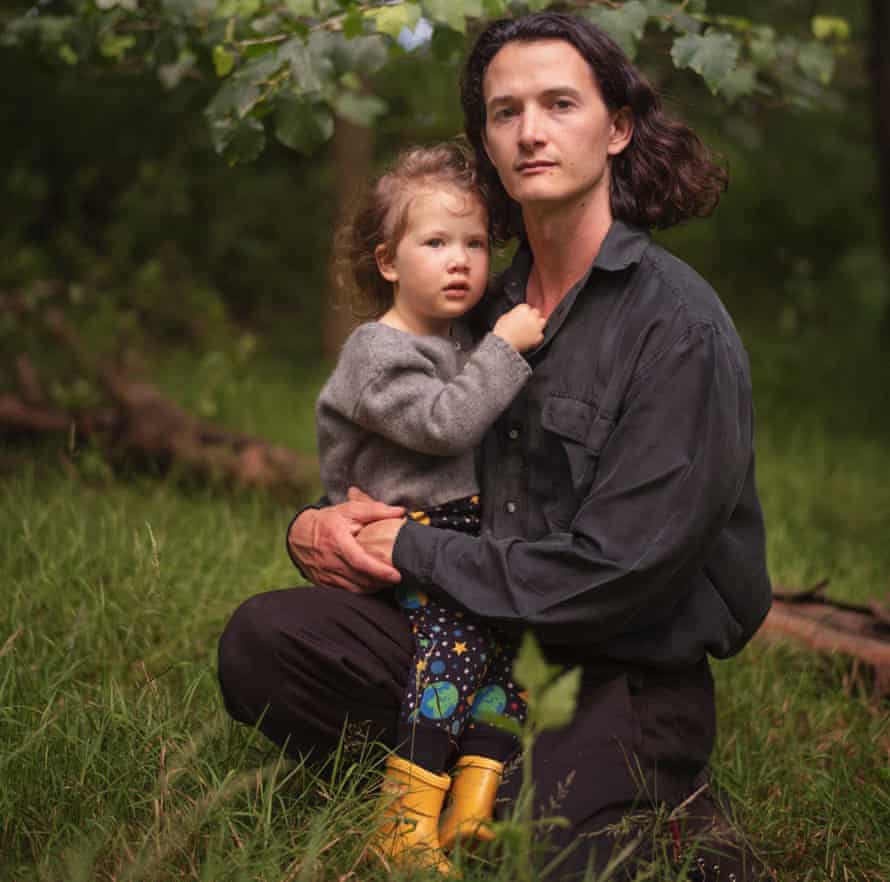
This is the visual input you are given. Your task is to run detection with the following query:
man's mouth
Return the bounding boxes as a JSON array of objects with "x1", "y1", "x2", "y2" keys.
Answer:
[{"x1": 516, "y1": 160, "x2": 556, "y2": 172}]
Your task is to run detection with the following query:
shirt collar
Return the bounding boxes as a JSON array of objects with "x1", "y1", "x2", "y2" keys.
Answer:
[
  {"x1": 500, "y1": 219, "x2": 651, "y2": 304},
  {"x1": 592, "y1": 220, "x2": 651, "y2": 272}
]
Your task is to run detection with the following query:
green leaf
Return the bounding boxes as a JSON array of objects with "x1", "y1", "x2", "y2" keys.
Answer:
[
  {"x1": 284, "y1": 0, "x2": 316, "y2": 14},
  {"x1": 99, "y1": 33, "x2": 136, "y2": 60},
  {"x1": 584, "y1": 1, "x2": 649, "y2": 59},
  {"x1": 223, "y1": 116, "x2": 266, "y2": 164},
  {"x1": 277, "y1": 36, "x2": 324, "y2": 94},
  {"x1": 716, "y1": 64, "x2": 755, "y2": 103},
  {"x1": 207, "y1": 106, "x2": 266, "y2": 163},
  {"x1": 532, "y1": 667, "x2": 581, "y2": 731},
  {"x1": 234, "y1": 52, "x2": 282, "y2": 87},
  {"x1": 342, "y1": 35, "x2": 389, "y2": 76},
  {"x1": 275, "y1": 96, "x2": 334, "y2": 154},
  {"x1": 216, "y1": 0, "x2": 261, "y2": 18},
  {"x1": 235, "y1": 82, "x2": 261, "y2": 118},
  {"x1": 525, "y1": 0, "x2": 550, "y2": 11},
  {"x1": 812, "y1": 16, "x2": 850, "y2": 42},
  {"x1": 213, "y1": 44, "x2": 235, "y2": 77},
  {"x1": 671, "y1": 31, "x2": 740, "y2": 94},
  {"x1": 343, "y1": 8, "x2": 365, "y2": 38},
  {"x1": 58, "y1": 43, "x2": 78, "y2": 65},
  {"x1": 161, "y1": 0, "x2": 217, "y2": 20},
  {"x1": 423, "y1": 0, "x2": 467, "y2": 33},
  {"x1": 797, "y1": 40, "x2": 835, "y2": 85},
  {"x1": 333, "y1": 90, "x2": 388, "y2": 126},
  {"x1": 643, "y1": 0, "x2": 677, "y2": 31},
  {"x1": 482, "y1": 0, "x2": 507, "y2": 15},
  {"x1": 748, "y1": 26, "x2": 777, "y2": 67},
  {"x1": 208, "y1": 75, "x2": 263, "y2": 118},
  {"x1": 365, "y1": 2, "x2": 421, "y2": 39},
  {"x1": 251, "y1": 13, "x2": 283, "y2": 35},
  {"x1": 512, "y1": 631, "x2": 563, "y2": 694}
]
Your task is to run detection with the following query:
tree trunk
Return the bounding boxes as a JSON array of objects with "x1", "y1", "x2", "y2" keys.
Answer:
[
  {"x1": 323, "y1": 116, "x2": 375, "y2": 359},
  {"x1": 868, "y1": 0, "x2": 890, "y2": 264}
]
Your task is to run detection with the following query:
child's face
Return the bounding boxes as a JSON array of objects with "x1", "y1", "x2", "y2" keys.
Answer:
[{"x1": 376, "y1": 185, "x2": 489, "y2": 336}]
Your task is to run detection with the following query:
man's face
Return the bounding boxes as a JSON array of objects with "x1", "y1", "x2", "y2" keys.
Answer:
[{"x1": 481, "y1": 39, "x2": 631, "y2": 214}]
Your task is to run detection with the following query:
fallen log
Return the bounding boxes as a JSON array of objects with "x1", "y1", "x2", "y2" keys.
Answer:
[
  {"x1": 1, "y1": 312, "x2": 317, "y2": 499},
  {"x1": 760, "y1": 581, "x2": 890, "y2": 696}
]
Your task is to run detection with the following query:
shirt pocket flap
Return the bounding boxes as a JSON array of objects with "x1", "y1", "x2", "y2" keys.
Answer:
[
  {"x1": 541, "y1": 395, "x2": 593, "y2": 445},
  {"x1": 541, "y1": 395, "x2": 613, "y2": 492},
  {"x1": 541, "y1": 395, "x2": 613, "y2": 453}
]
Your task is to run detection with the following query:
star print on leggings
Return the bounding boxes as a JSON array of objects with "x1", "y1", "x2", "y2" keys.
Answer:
[{"x1": 397, "y1": 495, "x2": 527, "y2": 739}]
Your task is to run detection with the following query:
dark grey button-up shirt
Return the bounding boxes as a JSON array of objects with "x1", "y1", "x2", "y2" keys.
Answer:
[{"x1": 392, "y1": 221, "x2": 772, "y2": 668}]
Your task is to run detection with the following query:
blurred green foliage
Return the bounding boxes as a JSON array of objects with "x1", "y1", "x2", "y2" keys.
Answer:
[{"x1": 0, "y1": 0, "x2": 886, "y2": 382}]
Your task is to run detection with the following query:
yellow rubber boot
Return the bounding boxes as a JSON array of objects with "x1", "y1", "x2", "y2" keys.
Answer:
[
  {"x1": 374, "y1": 755, "x2": 455, "y2": 876},
  {"x1": 439, "y1": 755, "x2": 504, "y2": 851}
]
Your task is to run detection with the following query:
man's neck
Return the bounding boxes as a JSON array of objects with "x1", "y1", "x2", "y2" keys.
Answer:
[{"x1": 522, "y1": 196, "x2": 613, "y2": 318}]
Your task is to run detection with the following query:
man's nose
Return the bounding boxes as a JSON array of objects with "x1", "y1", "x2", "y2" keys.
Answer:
[{"x1": 518, "y1": 106, "x2": 544, "y2": 149}]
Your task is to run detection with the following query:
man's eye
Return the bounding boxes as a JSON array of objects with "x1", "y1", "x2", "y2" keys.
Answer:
[
  {"x1": 552, "y1": 99, "x2": 574, "y2": 111},
  {"x1": 493, "y1": 107, "x2": 516, "y2": 121}
]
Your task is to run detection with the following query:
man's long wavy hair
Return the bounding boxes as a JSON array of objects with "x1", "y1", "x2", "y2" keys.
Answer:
[{"x1": 461, "y1": 12, "x2": 728, "y2": 243}]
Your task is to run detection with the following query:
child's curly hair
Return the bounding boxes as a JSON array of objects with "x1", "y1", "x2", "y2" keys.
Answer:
[{"x1": 332, "y1": 141, "x2": 487, "y2": 320}]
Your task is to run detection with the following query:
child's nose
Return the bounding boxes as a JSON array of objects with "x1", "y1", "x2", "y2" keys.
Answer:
[{"x1": 448, "y1": 250, "x2": 469, "y2": 270}]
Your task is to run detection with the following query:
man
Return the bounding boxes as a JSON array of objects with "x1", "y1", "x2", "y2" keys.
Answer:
[{"x1": 218, "y1": 12, "x2": 772, "y2": 880}]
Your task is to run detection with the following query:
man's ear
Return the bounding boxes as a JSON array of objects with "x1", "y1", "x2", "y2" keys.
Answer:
[
  {"x1": 607, "y1": 107, "x2": 633, "y2": 156},
  {"x1": 375, "y1": 243, "x2": 398, "y2": 283}
]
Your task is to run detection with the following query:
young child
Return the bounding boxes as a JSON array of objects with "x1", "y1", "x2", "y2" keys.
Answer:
[{"x1": 316, "y1": 142, "x2": 545, "y2": 873}]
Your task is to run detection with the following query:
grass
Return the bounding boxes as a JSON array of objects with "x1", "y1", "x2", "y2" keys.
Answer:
[{"x1": 1, "y1": 324, "x2": 889, "y2": 881}]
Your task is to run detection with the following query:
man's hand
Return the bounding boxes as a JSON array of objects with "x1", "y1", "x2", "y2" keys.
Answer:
[
  {"x1": 355, "y1": 517, "x2": 406, "y2": 568},
  {"x1": 287, "y1": 486, "x2": 405, "y2": 593}
]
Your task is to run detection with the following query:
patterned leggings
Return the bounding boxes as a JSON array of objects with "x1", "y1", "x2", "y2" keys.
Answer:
[{"x1": 395, "y1": 496, "x2": 527, "y2": 771}]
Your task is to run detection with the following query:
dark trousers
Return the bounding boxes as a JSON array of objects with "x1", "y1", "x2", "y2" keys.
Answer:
[{"x1": 217, "y1": 586, "x2": 717, "y2": 879}]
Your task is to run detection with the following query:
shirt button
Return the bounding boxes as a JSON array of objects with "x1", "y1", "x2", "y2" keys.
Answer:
[
  {"x1": 453, "y1": 340, "x2": 461, "y2": 350},
  {"x1": 508, "y1": 428, "x2": 520, "y2": 440},
  {"x1": 505, "y1": 501, "x2": 517, "y2": 514}
]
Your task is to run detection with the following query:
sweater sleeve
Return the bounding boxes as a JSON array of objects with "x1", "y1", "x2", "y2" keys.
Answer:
[
  {"x1": 353, "y1": 332, "x2": 531, "y2": 456},
  {"x1": 392, "y1": 323, "x2": 759, "y2": 648}
]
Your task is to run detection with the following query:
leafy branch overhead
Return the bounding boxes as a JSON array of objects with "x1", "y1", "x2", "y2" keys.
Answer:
[{"x1": 4, "y1": 1, "x2": 850, "y2": 164}]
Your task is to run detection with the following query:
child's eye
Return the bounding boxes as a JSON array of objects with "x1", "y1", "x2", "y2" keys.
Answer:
[
  {"x1": 425, "y1": 238, "x2": 444, "y2": 247},
  {"x1": 468, "y1": 239, "x2": 487, "y2": 250}
]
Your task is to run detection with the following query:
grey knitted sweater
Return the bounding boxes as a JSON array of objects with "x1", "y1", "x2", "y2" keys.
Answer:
[{"x1": 316, "y1": 321, "x2": 532, "y2": 508}]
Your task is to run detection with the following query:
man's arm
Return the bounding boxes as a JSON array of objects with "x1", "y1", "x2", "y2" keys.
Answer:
[{"x1": 385, "y1": 324, "x2": 761, "y2": 645}]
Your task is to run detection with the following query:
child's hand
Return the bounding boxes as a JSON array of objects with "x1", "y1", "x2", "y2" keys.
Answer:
[{"x1": 492, "y1": 304, "x2": 546, "y2": 352}]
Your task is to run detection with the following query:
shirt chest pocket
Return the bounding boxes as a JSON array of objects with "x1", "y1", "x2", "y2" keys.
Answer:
[{"x1": 540, "y1": 395, "x2": 615, "y2": 495}]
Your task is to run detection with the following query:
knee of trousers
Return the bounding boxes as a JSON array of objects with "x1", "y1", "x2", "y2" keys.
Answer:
[{"x1": 217, "y1": 592, "x2": 280, "y2": 726}]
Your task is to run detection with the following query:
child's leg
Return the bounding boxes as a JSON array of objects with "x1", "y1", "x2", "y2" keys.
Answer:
[
  {"x1": 459, "y1": 636, "x2": 526, "y2": 763},
  {"x1": 396, "y1": 587, "x2": 496, "y2": 773}
]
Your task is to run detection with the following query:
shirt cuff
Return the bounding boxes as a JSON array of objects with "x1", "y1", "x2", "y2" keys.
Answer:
[
  {"x1": 285, "y1": 496, "x2": 330, "y2": 576},
  {"x1": 392, "y1": 518, "x2": 439, "y2": 586}
]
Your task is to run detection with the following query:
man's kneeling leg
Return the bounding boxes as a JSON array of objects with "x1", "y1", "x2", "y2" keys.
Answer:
[{"x1": 217, "y1": 586, "x2": 414, "y2": 757}]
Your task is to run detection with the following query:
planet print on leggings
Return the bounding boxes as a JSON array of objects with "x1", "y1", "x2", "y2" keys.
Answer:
[
  {"x1": 470, "y1": 684, "x2": 507, "y2": 720},
  {"x1": 419, "y1": 681, "x2": 459, "y2": 719},
  {"x1": 396, "y1": 587, "x2": 427, "y2": 610}
]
